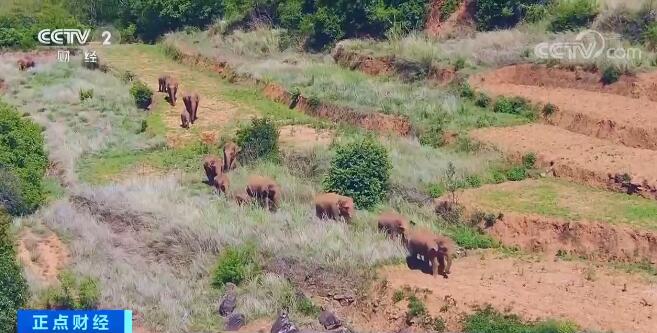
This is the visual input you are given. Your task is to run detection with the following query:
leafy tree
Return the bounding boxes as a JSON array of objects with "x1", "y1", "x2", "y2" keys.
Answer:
[
  {"x1": 0, "y1": 101, "x2": 47, "y2": 215},
  {"x1": 475, "y1": 0, "x2": 544, "y2": 31},
  {"x1": 0, "y1": 210, "x2": 29, "y2": 333},
  {"x1": 323, "y1": 136, "x2": 392, "y2": 209},
  {"x1": 548, "y1": 0, "x2": 598, "y2": 32}
]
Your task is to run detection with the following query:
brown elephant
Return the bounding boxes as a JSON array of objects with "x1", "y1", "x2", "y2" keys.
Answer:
[
  {"x1": 158, "y1": 74, "x2": 170, "y2": 92},
  {"x1": 180, "y1": 109, "x2": 191, "y2": 129},
  {"x1": 17, "y1": 57, "x2": 35, "y2": 71},
  {"x1": 406, "y1": 230, "x2": 454, "y2": 278},
  {"x1": 246, "y1": 175, "x2": 281, "y2": 212},
  {"x1": 222, "y1": 142, "x2": 240, "y2": 173},
  {"x1": 314, "y1": 193, "x2": 355, "y2": 223},
  {"x1": 166, "y1": 78, "x2": 179, "y2": 106},
  {"x1": 377, "y1": 211, "x2": 412, "y2": 240},
  {"x1": 232, "y1": 191, "x2": 252, "y2": 206},
  {"x1": 182, "y1": 92, "x2": 200, "y2": 123},
  {"x1": 212, "y1": 174, "x2": 230, "y2": 194},
  {"x1": 203, "y1": 155, "x2": 222, "y2": 184}
]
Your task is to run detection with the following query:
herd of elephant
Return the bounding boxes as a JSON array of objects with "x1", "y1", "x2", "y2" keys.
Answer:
[
  {"x1": 203, "y1": 141, "x2": 455, "y2": 279},
  {"x1": 17, "y1": 56, "x2": 35, "y2": 71},
  {"x1": 157, "y1": 74, "x2": 199, "y2": 129}
]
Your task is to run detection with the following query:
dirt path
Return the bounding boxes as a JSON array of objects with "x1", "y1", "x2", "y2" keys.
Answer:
[
  {"x1": 470, "y1": 124, "x2": 657, "y2": 198},
  {"x1": 17, "y1": 228, "x2": 70, "y2": 283},
  {"x1": 375, "y1": 251, "x2": 657, "y2": 333}
]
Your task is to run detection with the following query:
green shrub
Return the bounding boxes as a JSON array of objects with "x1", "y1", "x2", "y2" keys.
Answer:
[
  {"x1": 323, "y1": 136, "x2": 392, "y2": 209},
  {"x1": 454, "y1": 57, "x2": 466, "y2": 71},
  {"x1": 493, "y1": 96, "x2": 533, "y2": 115},
  {"x1": 407, "y1": 295, "x2": 427, "y2": 319},
  {"x1": 440, "y1": 0, "x2": 463, "y2": 20},
  {"x1": 542, "y1": 103, "x2": 558, "y2": 117},
  {"x1": 490, "y1": 169, "x2": 507, "y2": 184},
  {"x1": 212, "y1": 245, "x2": 260, "y2": 288},
  {"x1": 522, "y1": 152, "x2": 537, "y2": 169},
  {"x1": 465, "y1": 175, "x2": 483, "y2": 188},
  {"x1": 505, "y1": 166, "x2": 528, "y2": 181},
  {"x1": 524, "y1": 4, "x2": 548, "y2": 23},
  {"x1": 0, "y1": 211, "x2": 28, "y2": 333},
  {"x1": 463, "y1": 305, "x2": 578, "y2": 333},
  {"x1": 120, "y1": 70, "x2": 136, "y2": 83},
  {"x1": 0, "y1": 27, "x2": 23, "y2": 48},
  {"x1": 392, "y1": 289, "x2": 405, "y2": 303},
  {"x1": 474, "y1": 92, "x2": 492, "y2": 108},
  {"x1": 296, "y1": 296, "x2": 320, "y2": 316},
  {"x1": 419, "y1": 121, "x2": 446, "y2": 148},
  {"x1": 236, "y1": 117, "x2": 280, "y2": 163},
  {"x1": 42, "y1": 272, "x2": 100, "y2": 309},
  {"x1": 644, "y1": 23, "x2": 657, "y2": 51},
  {"x1": 129, "y1": 81, "x2": 153, "y2": 109},
  {"x1": 457, "y1": 81, "x2": 475, "y2": 99},
  {"x1": 475, "y1": 0, "x2": 542, "y2": 30},
  {"x1": 0, "y1": 100, "x2": 47, "y2": 215},
  {"x1": 601, "y1": 65, "x2": 621, "y2": 85},
  {"x1": 79, "y1": 89, "x2": 94, "y2": 101},
  {"x1": 549, "y1": 0, "x2": 599, "y2": 32},
  {"x1": 427, "y1": 182, "x2": 446, "y2": 198},
  {"x1": 432, "y1": 317, "x2": 447, "y2": 333}
]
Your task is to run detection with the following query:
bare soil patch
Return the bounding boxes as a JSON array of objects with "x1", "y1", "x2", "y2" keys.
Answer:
[
  {"x1": 279, "y1": 125, "x2": 333, "y2": 150},
  {"x1": 470, "y1": 124, "x2": 657, "y2": 199},
  {"x1": 471, "y1": 65, "x2": 657, "y2": 149},
  {"x1": 17, "y1": 228, "x2": 70, "y2": 283},
  {"x1": 371, "y1": 251, "x2": 657, "y2": 333}
]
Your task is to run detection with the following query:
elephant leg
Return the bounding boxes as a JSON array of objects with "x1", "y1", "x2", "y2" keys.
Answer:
[
  {"x1": 330, "y1": 205, "x2": 340, "y2": 220},
  {"x1": 430, "y1": 255, "x2": 440, "y2": 277},
  {"x1": 444, "y1": 254, "x2": 452, "y2": 275}
]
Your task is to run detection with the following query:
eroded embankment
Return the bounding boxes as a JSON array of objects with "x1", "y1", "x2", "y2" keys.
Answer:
[
  {"x1": 470, "y1": 124, "x2": 657, "y2": 200},
  {"x1": 168, "y1": 47, "x2": 412, "y2": 136},
  {"x1": 470, "y1": 64, "x2": 657, "y2": 150},
  {"x1": 486, "y1": 213, "x2": 657, "y2": 263}
]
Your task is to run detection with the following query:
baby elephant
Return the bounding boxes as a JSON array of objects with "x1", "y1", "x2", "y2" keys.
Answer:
[
  {"x1": 180, "y1": 109, "x2": 191, "y2": 129},
  {"x1": 377, "y1": 211, "x2": 412, "y2": 240},
  {"x1": 222, "y1": 141, "x2": 240, "y2": 173},
  {"x1": 246, "y1": 175, "x2": 281, "y2": 212},
  {"x1": 406, "y1": 230, "x2": 455, "y2": 278},
  {"x1": 158, "y1": 74, "x2": 170, "y2": 92},
  {"x1": 314, "y1": 193, "x2": 355, "y2": 223},
  {"x1": 17, "y1": 56, "x2": 35, "y2": 71},
  {"x1": 182, "y1": 92, "x2": 200, "y2": 123},
  {"x1": 232, "y1": 191, "x2": 252, "y2": 206},
  {"x1": 212, "y1": 174, "x2": 230, "y2": 194},
  {"x1": 203, "y1": 155, "x2": 222, "y2": 184}
]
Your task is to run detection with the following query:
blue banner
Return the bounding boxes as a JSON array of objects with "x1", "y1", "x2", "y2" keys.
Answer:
[{"x1": 17, "y1": 310, "x2": 132, "y2": 333}]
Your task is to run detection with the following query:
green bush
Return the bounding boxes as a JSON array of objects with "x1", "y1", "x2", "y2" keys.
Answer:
[
  {"x1": 79, "y1": 89, "x2": 94, "y2": 101},
  {"x1": 0, "y1": 100, "x2": 47, "y2": 215},
  {"x1": 524, "y1": 4, "x2": 548, "y2": 23},
  {"x1": 419, "y1": 121, "x2": 446, "y2": 148},
  {"x1": 447, "y1": 225, "x2": 498, "y2": 249},
  {"x1": 427, "y1": 182, "x2": 446, "y2": 198},
  {"x1": 440, "y1": 0, "x2": 462, "y2": 20},
  {"x1": 601, "y1": 65, "x2": 621, "y2": 85},
  {"x1": 42, "y1": 272, "x2": 101, "y2": 309},
  {"x1": 465, "y1": 175, "x2": 483, "y2": 188},
  {"x1": 548, "y1": 0, "x2": 599, "y2": 32},
  {"x1": 463, "y1": 305, "x2": 578, "y2": 333},
  {"x1": 541, "y1": 103, "x2": 558, "y2": 117},
  {"x1": 475, "y1": 0, "x2": 542, "y2": 31},
  {"x1": 0, "y1": 211, "x2": 28, "y2": 333},
  {"x1": 212, "y1": 245, "x2": 260, "y2": 288},
  {"x1": 644, "y1": 23, "x2": 657, "y2": 51},
  {"x1": 129, "y1": 81, "x2": 153, "y2": 109},
  {"x1": 323, "y1": 136, "x2": 392, "y2": 209},
  {"x1": 493, "y1": 96, "x2": 535, "y2": 119},
  {"x1": 392, "y1": 289, "x2": 405, "y2": 303},
  {"x1": 407, "y1": 295, "x2": 427, "y2": 319},
  {"x1": 236, "y1": 117, "x2": 279, "y2": 163},
  {"x1": 522, "y1": 152, "x2": 537, "y2": 169},
  {"x1": 474, "y1": 92, "x2": 492, "y2": 108},
  {"x1": 505, "y1": 166, "x2": 528, "y2": 181}
]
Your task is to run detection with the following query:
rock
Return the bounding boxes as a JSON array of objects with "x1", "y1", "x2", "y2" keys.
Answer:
[
  {"x1": 332, "y1": 294, "x2": 354, "y2": 305},
  {"x1": 224, "y1": 313, "x2": 246, "y2": 331},
  {"x1": 318, "y1": 310, "x2": 341, "y2": 330},
  {"x1": 219, "y1": 282, "x2": 237, "y2": 317},
  {"x1": 271, "y1": 310, "x2": 299, "y2": 333}
]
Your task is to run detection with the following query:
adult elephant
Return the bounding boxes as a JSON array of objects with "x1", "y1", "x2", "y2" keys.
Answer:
[
  {"x1": 182, "y1": 92, "x2": 200, "y2": 123},
  {"x1": 377, "y1": 211, "x2": 412, "y2": 240},
  {"x1": 222, "y1": 142, "x2": 240, "y2": 173},
  {"x1": 314, "y1": 193, "x2": 355, "y2": 223},
  {"x1": 166, "y1": 77, "x2": 179, "y2": 106},
  {"x1": 246, "y1": 175, "x2": 281, "y2": 212},
  {"x1": 406, "y1": 229, "x2": 455, "y2": 278}
]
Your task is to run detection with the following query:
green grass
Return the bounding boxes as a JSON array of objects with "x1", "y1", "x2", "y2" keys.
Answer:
[
  {"x1": 469, "y1": 178, "x2": 657, "y2": 231},
  {"x1": 463, "y1": 305, "x2": 579, "y2": 333}
]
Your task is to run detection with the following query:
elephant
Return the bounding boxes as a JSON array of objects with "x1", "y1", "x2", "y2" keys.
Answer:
[
  {"x1": 377, "y1": 211, "x2": 412, "y2": 240},
  {"x1": 270, "y1": 310, "x2": 298, "y2": 333},
  {"x1": 158, "y1": 74, "x2": 170, "y2": 92},
  {"x1": 17, "y1": 57, "x2": 35, "y2": 71},
  {"x1": 246, "y1": 175, "x2": 281, "y2": 212},
  {"x1": 314, "y1": 193, "x2": 355, "y2": 223},
  {"x1": 180, "y1": 109, "x2": 191, "y2": 129},
  {"x1": 202, "y1": 155, "x2": 222, "y2": 184},
  {"x1": 232, "y1": 191, "x2": 252, "y2": 206},
  {"x1": 166, "y1": 78, "x2": 179, "y2": 106},
  {"x1": 182, "y1": 92, "x2": 200, "y2": 123},
  {"x1": 222, "y1": 141, "x2": 240, "y2": 173},
  {"x1": 212, "y1": 174, "x2": 230, "y2": 194},
  {"x1": 406, "y1": 230, "x2": 455, "y2": 278}
]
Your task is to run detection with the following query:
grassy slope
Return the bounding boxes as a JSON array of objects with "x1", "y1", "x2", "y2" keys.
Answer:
[{"x1": 462, "y1": 178, "x2": 657, "y2": 231}]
